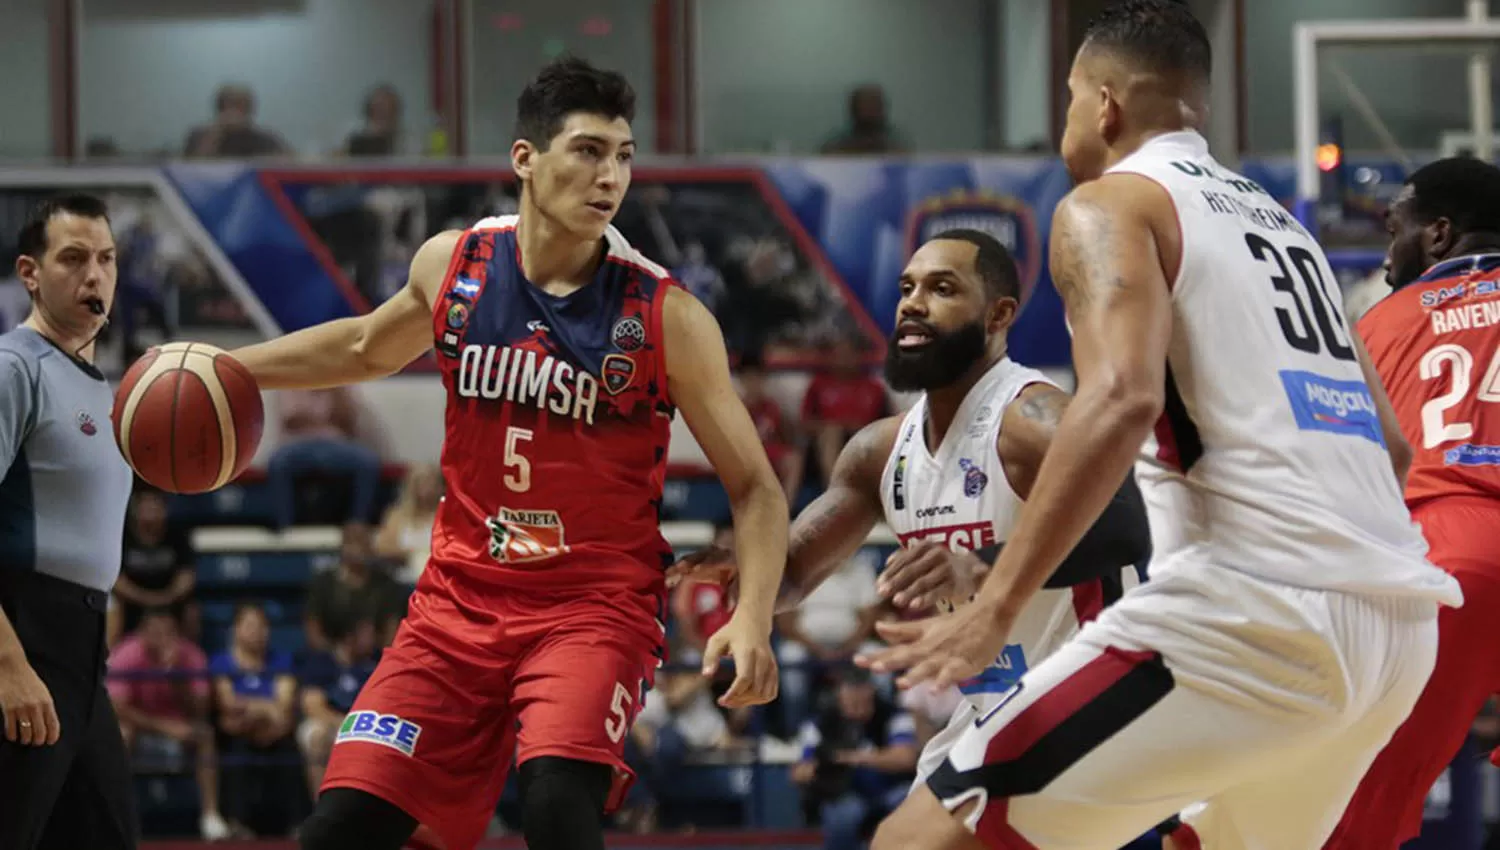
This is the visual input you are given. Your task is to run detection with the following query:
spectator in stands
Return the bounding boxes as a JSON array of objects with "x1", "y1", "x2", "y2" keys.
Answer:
[
  {"x1": 820, "y1": 84, "x2": 908, "y2": 155},
  {"x1": 110, "y1": 487, "x2": 198, "y2": 647},
  {"x1": 793, "y1": 668, "x2": 918, "y2": 850},
  {"x1": 210, "y1": 602, "x2": 305, "y2": 838},
  {"x1": 343, "y1": 84, "x2": 411, "y2": 157},
  {"x1": 800, "y1": 334, "x2": 890, "y2": 489},
  {"x1": 675, "y1": 241, "x2": 727, "y2": 317},
  {"x1": 622, "y1": 636, "x2": 744, "y2": 832},
  {"x1": 738, "y1": 352, "x2": 803, "y2": 501},
  {"x1": 298, "y1": 613, "x2": 380, "y2": 797},
  {"x1": 671, "y1": 522, "x2": 737, "y2": 654},
  {"x1": 184, "y1": 83, "x2": 290, "y2": 159},
  {"x1": 267, "y1": 386, "x2": 382, "y2": 529},
  {"x1": 108, "y1": 607, "x2": 230, "y2": 840},
  {"x1": 305, "y1": 522, "x2": 409, "y2": 651},
  {"x1": 775, "y1": 549, "x2": 881, "y2": 733},
  {"x1": 374, "y1": 462, "x2": 443, "y2": 585}
]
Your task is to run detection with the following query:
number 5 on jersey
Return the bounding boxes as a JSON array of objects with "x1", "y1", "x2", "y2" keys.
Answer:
[
  {"x1": 504, "y1": 426, "x2": 532, "y2": 492},
  {"x1": 605, "y1": 681, "x2": 633, "y2": 744},
  {"x1": 1419, "y1": 343, "x2": 1500, "y2": 448}
]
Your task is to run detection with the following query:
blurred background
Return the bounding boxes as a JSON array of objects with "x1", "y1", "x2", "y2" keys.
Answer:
[{"x1": 2, "y1": 0, "x2": 1498, "y2": 847}]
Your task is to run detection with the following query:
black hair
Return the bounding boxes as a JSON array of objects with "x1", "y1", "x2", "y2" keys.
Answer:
[
  {"x1": 1404, "y1": 156, "x2": 1500, "y2": 235},
  {"x1": 515, "y1": 56, "x2": 636, "y2": 148},
  {"x1": 929, "y1": 228, "x2": 1020, "y2": 301},
  {"x1": 323, "y1": 612, "x2": 374, "y2": 646},
  {"x1": 1082, "y1": 0, "x2": 1212, "y2": 83},
  {"x1": 16, "y1": 194, "x2": 111, "y2": 261}
]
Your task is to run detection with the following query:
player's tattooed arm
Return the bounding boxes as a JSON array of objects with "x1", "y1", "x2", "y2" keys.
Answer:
[
  {"x1": 777, "y1": 417, "x2": 900, "y2": 612},
  {"x1": 997, "y1": 383, "x2": 1071, "y2": 499},
  {"x1": 998, "y1": 382, "x2": 1151, "y2": 588},
  {"x1": 969, "y1": 176, "x2": 1173, "y2": 620}
]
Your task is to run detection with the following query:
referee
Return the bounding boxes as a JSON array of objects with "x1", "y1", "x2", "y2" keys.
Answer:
[{"x1": 0, "y1": 195, "x2": 137, "y2": 849}]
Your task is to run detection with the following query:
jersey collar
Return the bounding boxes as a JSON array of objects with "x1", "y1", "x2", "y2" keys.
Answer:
[{"x1": 1417, "y1": 253, "x2": 1500, "y2": 284}]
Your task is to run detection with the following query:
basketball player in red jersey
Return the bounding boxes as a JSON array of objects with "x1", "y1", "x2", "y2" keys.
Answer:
[
  {"x1": 221, "y1": 58, "x2": 787, "y2": 850},
  {"x1": 1324, "y1": 156, "x2": 1500, "y2": 849}
]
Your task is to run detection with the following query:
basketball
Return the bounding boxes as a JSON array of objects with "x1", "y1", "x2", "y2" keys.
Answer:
[{"x1": 112, "y1": 342, "x2": 264, "y2": 494}]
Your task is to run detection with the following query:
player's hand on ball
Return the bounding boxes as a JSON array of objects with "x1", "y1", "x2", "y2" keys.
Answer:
[
  {"x1": 701, "y1": 613, "x2": 779, "y2": 708},
  {"x1": 857, "y1": 604, "x2": 1014, "y2": 691},
  {"x1": 877, "y1": 541, "x2": 987, "y2": 610},
  {"x1": 0, "y1": 655, "x2": 60, "y2": 746},
  {"x1": 665, "y1": 545, "x2": 737, "y2": 590}
]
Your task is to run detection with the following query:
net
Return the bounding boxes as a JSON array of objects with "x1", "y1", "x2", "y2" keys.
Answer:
[{"x1": 1291, "y1": 13, "x2": 1500, "y2": 316}]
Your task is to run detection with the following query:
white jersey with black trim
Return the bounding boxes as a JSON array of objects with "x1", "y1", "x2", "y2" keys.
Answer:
[
  {"x1": 1106, "y1": 131, "x2": 1459, "y2": 604},
  {"x1": 878, "y1": 358, "x2": 1130, "y2": 707}
]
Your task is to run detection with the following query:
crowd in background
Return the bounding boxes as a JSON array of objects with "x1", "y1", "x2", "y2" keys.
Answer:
[{"x1": 101, "y1": 342, "x2": 943, "y2": 844}]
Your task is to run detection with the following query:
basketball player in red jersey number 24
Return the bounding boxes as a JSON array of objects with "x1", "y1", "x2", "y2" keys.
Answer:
[
  {"x1": 219, "y1": 58, "x2": 788, "y2": 850},
  {"x1": 1323, "y1": 157, "x2": 1500, "y2": 849}
]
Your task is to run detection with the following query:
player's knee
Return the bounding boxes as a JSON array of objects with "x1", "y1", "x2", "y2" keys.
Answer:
[
  {"x1": 518, "y1": 757, "x2": 612, "y2": 850},
  {"x1": 299, "y1": 788, "x2": 418, "y2": 850}
]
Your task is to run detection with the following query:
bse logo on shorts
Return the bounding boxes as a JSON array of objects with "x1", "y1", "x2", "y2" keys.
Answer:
[
  {"x1": 906, "y1": 189, "x2": 1041, "y2": 308},
  {"x1": 487, "y1": 508, "x2": 569, "y2": 563},
  {"x1": 336, "y1": 711, "x2": 422, "y2": 756},
  {"x1": 1279, "y1": 370, "x2": 1385, "y2": 445}
]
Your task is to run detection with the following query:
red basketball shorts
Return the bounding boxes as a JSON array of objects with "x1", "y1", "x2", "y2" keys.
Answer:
[
  {"x1": 1323, "y1": 495, "x2": 1500, "y2": 850},
  {"x1": 320, "y1": 570, "x2": 663, "y2": 850}
]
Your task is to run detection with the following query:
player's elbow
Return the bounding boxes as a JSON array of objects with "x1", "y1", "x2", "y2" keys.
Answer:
[
  {"x1": 349, "y1": 317, "x2": 406, "y2": 380},
  {"x1": 724, "y1": 461, "x2": 789, "y2": 513},
  {"x1": 1091, "y1": 371, "x2": 1163, "y2": 433}
]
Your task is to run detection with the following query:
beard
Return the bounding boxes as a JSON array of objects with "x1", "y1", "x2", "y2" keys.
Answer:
[{"x1": 883, "y1": 319, "x2": 987, "y2": 392}]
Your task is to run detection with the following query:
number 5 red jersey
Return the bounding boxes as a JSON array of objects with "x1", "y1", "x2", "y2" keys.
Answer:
[
  {"x1": 1358, "y1": 253, "x2": 1500, "y2": 508},
  {"x1": 426, "y1": 216, "x2": 678, "y2": 610}
]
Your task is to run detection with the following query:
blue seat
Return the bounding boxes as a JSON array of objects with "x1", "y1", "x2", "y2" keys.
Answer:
[
  {"x1": 662, "y1": 478, "x2": 731, "y2": 523},
  {"x1": 197, "y1": 552, "x2": 325, "y2": 588},
  {"x1": 268, "y1": 623, "x2": 307, "y2": 656}
]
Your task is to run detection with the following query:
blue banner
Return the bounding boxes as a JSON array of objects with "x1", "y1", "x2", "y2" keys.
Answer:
[{"x1": 164, "y1": 160, "x2": 1081, "y2": 367}]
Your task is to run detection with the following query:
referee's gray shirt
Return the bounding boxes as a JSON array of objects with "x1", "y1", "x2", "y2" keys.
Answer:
[{"x1": 0, "y1": 327, "x2": 133, "y2": 593}]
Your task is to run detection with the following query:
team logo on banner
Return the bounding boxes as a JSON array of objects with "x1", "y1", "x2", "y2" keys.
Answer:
[
  {"x1": 906, "y1": 189, "x2": 1041, "y2": 307},
  {"x1": 601, "y1": 354, "x2": 636, "y2": 395}
]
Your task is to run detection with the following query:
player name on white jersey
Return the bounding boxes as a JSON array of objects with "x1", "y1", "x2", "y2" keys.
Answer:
[{"x1": 456, "y1": 344, "x2": 599, "y2": 424}]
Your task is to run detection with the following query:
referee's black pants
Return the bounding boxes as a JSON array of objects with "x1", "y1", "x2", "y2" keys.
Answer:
[{"x1": 0, "y1": 570, "x2": 137, "y2": 850}]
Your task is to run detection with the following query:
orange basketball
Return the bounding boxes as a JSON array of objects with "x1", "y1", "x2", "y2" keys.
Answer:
[{"x1": 112, "y1": 342, "x2": 264, "y2": 494}]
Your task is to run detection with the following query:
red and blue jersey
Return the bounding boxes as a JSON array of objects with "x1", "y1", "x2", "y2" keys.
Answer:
[
  {"x1": 427, "y1": 215, "x2": 678, "y2": 609},
  {"x1": 1359, "y1": 253, "x2": 1500, "y2": 509}
]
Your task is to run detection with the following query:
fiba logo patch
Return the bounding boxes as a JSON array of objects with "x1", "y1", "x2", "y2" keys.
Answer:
[
  {"x1": 958, "y1": 458, "x2": 987, "y2": 498},
  {"x1": 76, "y1": 411, "x2": 97, "y2": 436},
  {"x1": 906, "y1": 189, "x2": 1041, "y2": 308},
  {"x1": 445, "y1": 302, "x2": 469, "y2": 330},
  {"x1": 611, "y1": 316, "x2": 646, "y2": 353}
]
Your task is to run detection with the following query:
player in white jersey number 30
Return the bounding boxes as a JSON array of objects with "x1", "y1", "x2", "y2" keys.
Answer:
[
  {"x1": 672, "y1": 228, "x2": 1164, "y2": 842},
  {"x1": 858, "y1": 2, "x2": 1464, "y2": 849}
]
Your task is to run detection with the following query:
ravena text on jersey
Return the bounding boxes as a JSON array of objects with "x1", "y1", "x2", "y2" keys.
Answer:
[{"x1": 456, "y1": 344, "x2": 600, "y2": 424}]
